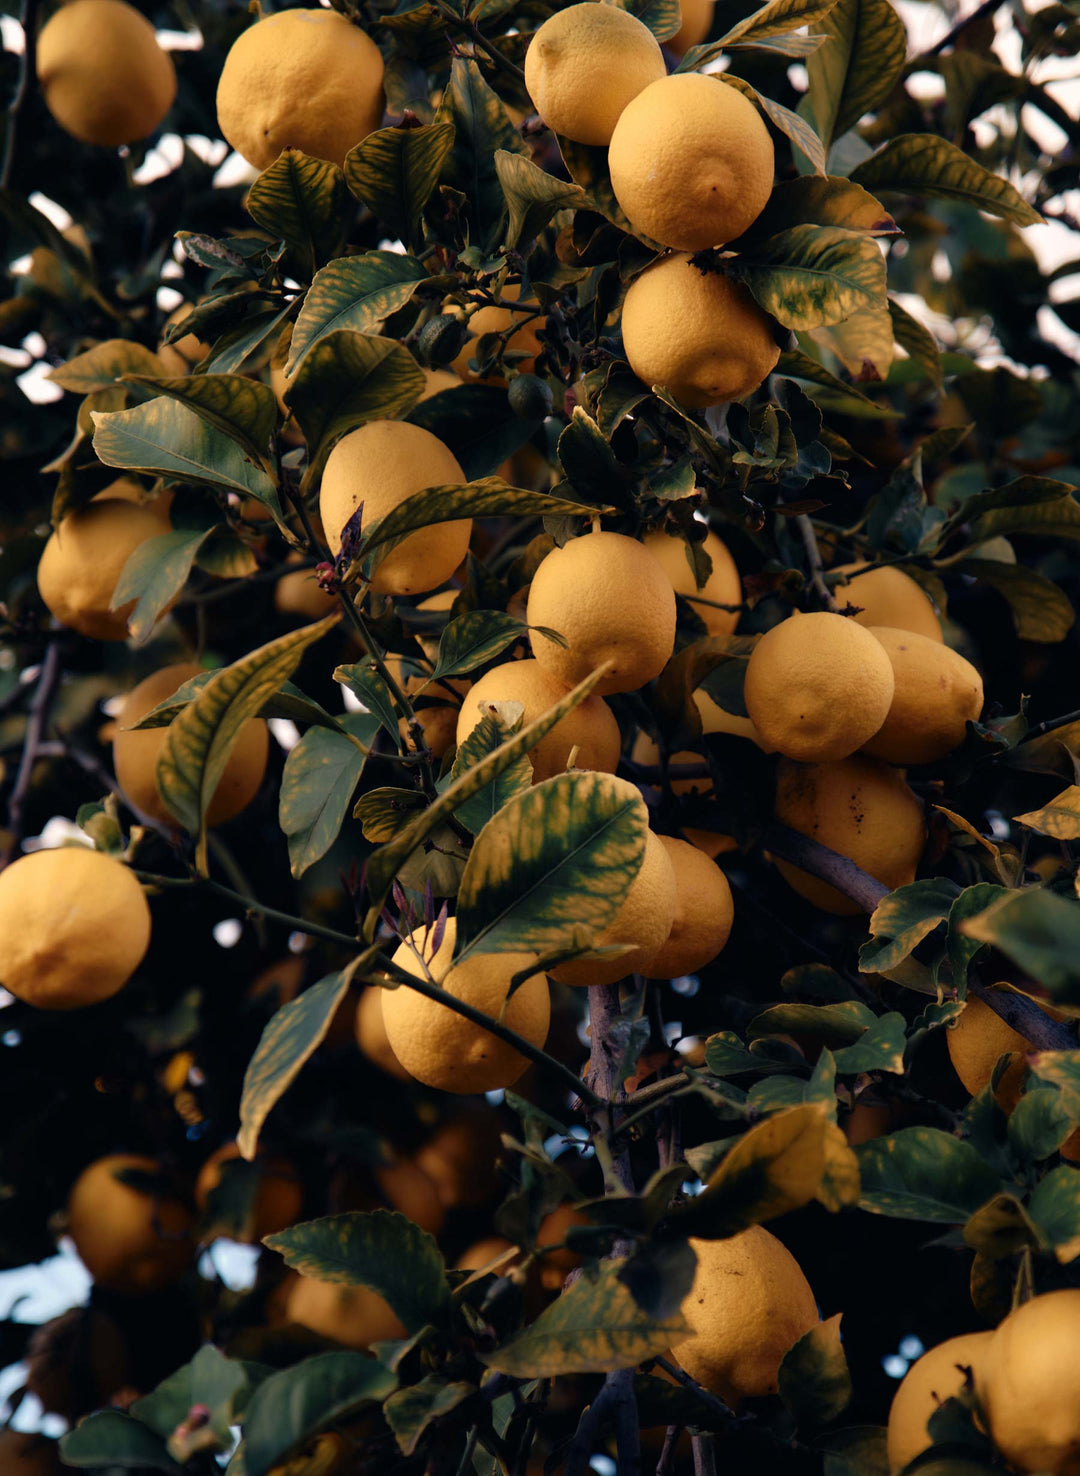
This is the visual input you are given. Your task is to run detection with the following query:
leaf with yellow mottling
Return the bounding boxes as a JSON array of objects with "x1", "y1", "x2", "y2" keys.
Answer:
[
  {"x1": 818, "y1": 1122, "x2": 861, "y2": 1211},
  {"x1": 1028, "y1": 1164, "x2": 1080, "y2": 1264},
  {"x1": 779, "y1": 1313, "x2": 851, "y2": 1425},
  {"x1": 1014, "y1": 786, "x2": 1080, "y2": 841}
]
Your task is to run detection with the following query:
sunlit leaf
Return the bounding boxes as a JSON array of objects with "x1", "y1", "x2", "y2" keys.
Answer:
[
  {"x1": 851, "y1": 134, "x2": 1044, "y2": 226},
  {"x1": 803, "y1": 0, "x2": 907, "y2": 150},
  {"x1": 286, "y1": 252, "x2": 427, "y2": 374},
  {"x1": 730, "y1": 225, "x2": 888, "y2": 330},
  {"x1": 49, "y1": 338, "x2": 166, "y2": 393},
  {"x1": 246, "y1": 149, "x2": 347, "y2": 277},
  {"x1": 344, "y1": 122, "x2": 457, "y2": 248}
]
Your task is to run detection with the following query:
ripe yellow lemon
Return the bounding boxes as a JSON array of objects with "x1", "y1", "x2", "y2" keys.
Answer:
[
  {"x1": 945, "y1": 993, "x2": 1036, "y2": 1114},
  {"x1": 551, "y1": 828, "x2": 677, "y2": 986},
  {"x1": 354, "y1": 985, "x2": 410, "y2": 1080},
  {"x1": 773, "y1": 755, "x2": 926, "y2": 916},
  {"x1": 832, "y1": 562, "x2": 943, "y2": 641},
  {"x1": 92, "y1": 476, "x2": 170, "y2": 518},
  {"x1": 414, "y1": 1113, "x2": 502, "y2": 1208},
  {"x1": 669, "y1": 0, "x2": 715, "y2": 54},
  {"x1": 644, "y1": 527, "x2": 741, "y2": 637},
  {"x1": 0, "y1": 848, "x2": 150, "y2": 1009},
  {"x1": 674, "y1": 1227, "x2": 819, "y2": 1406},
  {"x1": 523, "y1": 2, "x2": 666, "y2": 146},
  {"x1": 697, "y1": 688, "x2": 775, "y2": 751},
  {"x1": 67, "y1": 1154, "x2": 194, "y2": 1295},
  {"x1": 621, "y1": 253, "x2": 780, "y2": 409},
  {"x1": 647, "y1": 836, "x2": 733, "y2": 978},
  {"x1": 383, "y1": 917, "x2": 550, "y2": 1093},
  {"x1": 862, "y1": 627, "x2": 983, "y2": 765},
  {"x1": 980, "y1": 1289, "x2": 1080, "y2": 1475},
  {"x1": 195, "y1": 1142, "x2": 303, "y2": 1245},
  {"x1": 319, "y1": 421, "x2": 471, "y2": 596},
  {"x1": 113, "y1": 662, "x2": 269, "y2": 829},
  {"x1": 36, "y1": 0, "x2": 176, "y2": 148},
  {"x1": 886, "y1": 1331, "x2": 993, "y2": 1474},
  {"x1": 285, "y1": 1273, "x2": 405, "y2": 1349},
  {"x1": 526, "y1": 531, "x2": 677, "y2": 696},
  {"x1": 216, "y1": 9, "x2": 384, "y2": 171},
  {"x1": 37, "y1": 499, "x2": 173, "y2": 641},
  {"x1": 744, "y1": 612, "x2": 895, "y2": 762},
  {"x1": 609, "y1": 74, "x2": 773, "y2": 250},
  {"x1": 456, "y1": 658, "x2": 621, "y2": 782},
  {"x1": 451, "y1": 285, "x2": 545, "y2": 384},
  {"x1": 401, "y1": 675, "x2": 470, "y2": 760},
  {"x1": 274, "y1": 554, "x2": 338, "y2": 620}
]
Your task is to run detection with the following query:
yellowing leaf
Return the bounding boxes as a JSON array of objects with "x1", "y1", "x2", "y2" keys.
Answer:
[
  {"x1": 851, "y1": 133, "x2": 1043, "y2": 227},
  {"x1": 1013, "y1": 786, "x2": 1080, "y2": 840},
  {"x1": 779, "y1": 1313, "x2": 852, "y2": 1425},
  {"x1": 819, "y1": 1122, "x2": 861, "y2": 1211},
  {"x1": 808, "y1": 305, "x2": 894, "y2": 380},
  {"x1": 732, "y1": 225, "x2": 888, "y2": 330}
]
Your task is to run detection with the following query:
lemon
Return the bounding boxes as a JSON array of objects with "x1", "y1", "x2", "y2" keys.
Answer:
[
  {"x1": 455, "y1": 1237, "x2": 518, "y2": 1272},
  {"x1": 980, "y1": 1289, "x2": 1080, "y2": 1475},
  {"x1": 886, "y1": 1332, "x2": 994, "y2": 1474},
  {"x1": 216, "y1": 8, "x2": 384, "y2": 171},
  {"x1": 382, "y1": 917, "x2": 550, "y2": 1093},
  {"x1": 66, "y1": 1154, "x2": 194, "y2": 1295},
  {"x1": 36, "y1": 0, "x2": 176, "y2": 148},
  {"x1": 644, "y1": 527, "x2": 741, "y2": 636},
  {"x1": 354, "y1": 985, "x2": 411, "y2": 1080},
  {"x1": 674, "y1": 1227, "x2": 819, "y2": 1406},
  {"x1": 195, "y1": 1142, "x2": 302, "y2": 1245},
  {"x1": 319, "y1": 421, "x2": 471, "y2": 596},
  {"x1": 285, "y1": 1273, "x2": 405, "y2": 1349},
  {"x1": 944, "y1": 993, "x2": 1047, "y2": 1115},
  {"x1": 862, "y1": 627, "x2": 983, "y2": 765},
  {"x1": 0, "y1": 848, "x2": 150, "y2": 1009},
  {"x1": 773, "y1": 755, "x2": 926, "y2": 916},
  {"x1": 647, "y1": 836, "x2": 734, "y2": 978},
  {"x1": 401, "y1": 675, "x2": 470, "y2": 760},
  {"x1": 832, "y1": 562, "x2": 943, "y2": 642},
  {"x1": 372, "y1": 1160, "x2": 445, "y2": 1236},
  {"x1": 551, "y1": 828, "x2": 677, "y2": 986},
  {"x1": 669, "y1": 0, "x2": 715, "y2": 54},
  {"x1": 113, "y1": 662, "x2": 269, "y2": 829},
  {"x1": 37, "y1": 498, "x2": 173, "y2": 641},
  {"x1": 451, "y1": 285, "x2": 545, "y2": 384},
  {"x1": 609, "y1": 74, "x2": 773, "y2": 250},
  {"x1": 523, "y1": 2, "x2": 666, "y2": 146},
  {"x1": 621, "y1": 252, "x2": 780, "y2": 408},
  {"x1": 456, "y1": 658, "x2": 621, "y2": 782},
  {"x1": 697, "y1": 688, "x2": 775, "y2": 751},
  {"x1": 414, "y1": 1113, "x2": 502, "y2": 1208},
  {"x1": 744, "y1": 612, "x2": 895, "y2": 762},
  {"x1": 526, "y1": 531, "x2": 677, "y2": 696},
  {"x1": 274, "y1": 554, "x2": 338, "y2": 620}
]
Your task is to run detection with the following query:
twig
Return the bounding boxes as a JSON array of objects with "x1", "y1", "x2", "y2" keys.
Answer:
[
  {"x1": 655, "y1": 1425, "x2": 682, "y2": 1476},
  {"x1": 586, "y1": 982, "x2": 637, "y2": 1193},
  {"x1": 429, "y1": 0, "x2": 526, "y2": 83},
  {"x1": 134, "y1": 871, "x2": 361, "y2": 950},
  {"x1": 968, "y1": 979, "x2": 1076, "y2": 1052},
  {"x1": 924, "y1": 0, "x2": 1006, "y2": 55},
  {"x1": 564, "y1": 1368, "x2": 638, "y2": 1476},
  {"x1": 795, "y1": 515, "x2": 839, "y2": 612},
  {"x1": 692, "y1": 1432, "x2": 718, "y2": 1476},
  {"x1": 1018, "y1": 707, "x2": 1080, "y2": 742},
  {"x1": 1, "y1": 637, "x2": 61, "y2": 867},
  {"x1": 1, "y1": 0, "x2": 41, "y2": 191},
  {"x1": 653, "y1": 1359, "x2": 735, "y2": 1426}
]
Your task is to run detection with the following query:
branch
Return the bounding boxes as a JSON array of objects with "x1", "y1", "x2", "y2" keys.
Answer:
[
  {"x1": 1, "y1": 0, "x2": 41, "y2": 191},
  {"x1": 564, "y1": 1368, "x2": 639, "y2": 1476},
  {"x1": 1, "y1": 637, "x2": 61, "y2": 868},
  {"x1": 429, "y1": 0, "x2": 526, "y2": 82},
  {"x1": 134, "y1": 871, "x2": 362, "y2": 950},
  {"x1": 923, "y1": 0, "x2": 1006, "y2": 55},
  {"x1": 795, "y1": 515, "x2": 839, "y2": 612},
  {"x1": 968, "y1": 979, "x2": 1076, "y2": 1052}
]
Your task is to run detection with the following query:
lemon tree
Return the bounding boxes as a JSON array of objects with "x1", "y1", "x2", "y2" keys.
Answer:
[{"x1": 0, "y1": 0, "x2": 1079, "y2": 1471}]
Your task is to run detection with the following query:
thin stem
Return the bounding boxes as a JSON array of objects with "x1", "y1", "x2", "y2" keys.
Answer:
[
  {"x1": 654, "y1": 1359, "x2": 734, "y2": 1426},
  {"x1": 429, "y1": 0, "x2": 526, "y2": 83},
  {"x1": 923, "y1": 0, "x2": 1006, "y2": 55},
  {"x1": 655, "y1": 1425, "x2": 683, "y2": 1476},
  {"x1": 1, "y1": 637, "x2": 62, "y2": 868},
  {"x1": 1019, "y1": 707, "x2": 1080, "y2": 742},
  {"x1": 692, "y1": 1432, "x2": 717, "y2": 1476},
  {"x1": 1, "y1": 0, "x2": 41, "y2": 191},
  {"x1": 134, "y1": 871, "x2": 361, "y2": 949},
  {"x1": 796, "y1": 515, "x2": 839, "y2": 612},
  {"x1": 586, "y1": 983, "x2": 637, "y2": 1192}
]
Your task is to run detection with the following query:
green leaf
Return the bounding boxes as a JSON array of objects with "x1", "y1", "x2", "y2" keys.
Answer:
[
  {"x1": 242, "y1": 1352, "x2": 396, "y2": 1476},
  {"x1": 671, "y1": 1103, "x2": 829, "y2": 1237},
  {"x1": 777, "y1": 346, "x2": 898, "y2": 412},
  {"x1": 888, "y1": 298, "x2": 943, "y2": 386},
  {"x1": 482, "y1": 1258, "x2": 689, "y2": 1376},
  {"x1": 110, "y1": 526, "x2": 212, "y2": 645},
  {"x1": 960, "y1": 889, "x2": 1080, "y2": 1004},
  {"x1": 1029, "y1": 1051, "x2": 1080, "y2": 1115},
  {"x1": 1014, "y1": 786, "x2": 1080, "y2": 840},
  {"x1": 803, "y1": 0, "x2": 907, "y2": 151},
  {"x1": 361, "y1": 664, "x2": 614, "y2": 924},
  {"x1": 557, "y1": 136, "x2": 637, "y2": 232},
  {"x1": 610, "y1": 0, "x2": 682, "y2": 41},
  {"x1": 279, "y1": 715, "x2": 377, "y2": 878},
  {"x1": 196, "y1": 531, "x2": 259, "y2": 580},
  {"x1": 731, "y1": 225, "x2": 887, "y2": 330},
  {"x1": 91, "y1": 398, "x2": 281, "y2": 516},
  {"x1": 284, "y1": 331, "x2": 424, "y2": 489},
  {"x1": 344, "y1": 122, "x2": 457, "y2": 249},
  {"x1": 384, "y1": 1375, "x2": 476, "y2": 1457},
  {"x1": 747, "y1": 1000, "x2": 876, "y2": 1043},
  {"x1": 286, "y1": 252, "x2": 427, "y2": 374},
  {"x1": 742, "y1": 176, "x2": 898, "y2": 241},
  {"x1": 354, "y1": 786, "x2": 427, "y2": 843},
  {"x1": 856, "y1": 1127, "x2": 1002, "y2": 1221},
  {"x1": 960, "y1": 559, "x2": 1076, "y2": 643},
  {"x1": 448, "y1": 705, "x2": 533, "y2": 835},
  {"x1": 850, "y1": 134, "x2": 1044, "y2": 226},
  {"x1": 207, "y1": 301, "x2": 296, "y2": 377},
  {"x1": 720, "y1": 74, "x2": 827, "y2": 177},
  {"x1": 264, "y1": 1211, "x2": 451, "y2": 1333},
  {"x1": 245, "y1": 149, "x2": 347, "y2": 278},
  {"x1": 349, "y1": 477, "x2": 611, "y2": 579},
  {"x1": 157, "y1": 614, "x2": 339, "y2": 867},
  {"x1": 48, "y1": 337, "x2": 166, "y2": 393},
  {"x1": 716, "y1": 0, "x2": 843, "y2": 44},
  {"x1": 1007, "y1": 1085, "x2": 1074, "y2": 1162},
  {"x1": 238, "y1": 970, "x2": 356, "y2": 1162},
  {"x1": 1028, "y1": 1163, "x2": 1080, "y2": 1263},
  {"x1": 132, "y1": 1346, "x2": 251, "y2": 1445},
  {"x1": 832, "y1": 1014, "x2": 907, "y2": 1073},
  {"x1": 438, "y1": 58, "x2": 527, "y2": 243},
  {"x1": 428, "y1": 610, "x2": 531, "y2": 682},
  {"x1": 123, "y1": 373, "x2": 280, "y2": 471},
  {"x1": 494, "y1": 149, "x2": 585, "y2": 250},
  {"x1": 962, "y1": 1192, "x2": 1041, "y2": 1259},
  {"x1": 60, "y1": 1411, "x2": 182, "y2": 1472},
  {"x1": 407, "y1": 381, "x2": 542, "y2": 480},
  {"x1": 454, "y1": 771, "x2": 646, "y2": 962},
  {"x1": 964, "y1": 480, "x2": 1080, "y2": 543},
  {"x1": 779, "y1": 1313, "x2": 852, "y2": 1425},
  {"x1": 333, "y1": 662, "x2": 400, "y2": 745},
  {"x1": 859, "y1": 878, "x2": 960, "y2": 975}
]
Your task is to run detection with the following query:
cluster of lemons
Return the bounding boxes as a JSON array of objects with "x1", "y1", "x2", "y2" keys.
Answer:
[{"x1": 887, "y1": 1289, "x2": 1080, "y2": 1475}]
